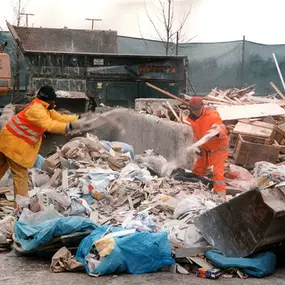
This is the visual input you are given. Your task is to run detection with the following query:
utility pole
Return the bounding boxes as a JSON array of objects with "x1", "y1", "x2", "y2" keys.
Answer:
[
  {"x1": 20, "y1": 13, "x2": 35, "y2": 27},
  {"x1": 17, "y1": 0, "x2": 21, "y2": 26},
  {"x1": 241, "y1": 35, "x2": 246, "y2": 88},
  {"x1": 176, "y1": 31, "x2": 179, "y2": 55},
  {"x1": 85, "y1": 18, "x2": 102, "y2": 30},
  {"x1": 13, "y1": 0, "x2": 22, "y2": 101}
]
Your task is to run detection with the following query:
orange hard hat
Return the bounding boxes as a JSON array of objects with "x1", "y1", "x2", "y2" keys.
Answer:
[{"x1": 189, "y1": 97, "x2": 203, "y2": 110}]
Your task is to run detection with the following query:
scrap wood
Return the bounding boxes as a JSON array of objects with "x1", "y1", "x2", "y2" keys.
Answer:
[
  {"x1": 187, "y1": 128, "x2": 220, "y2": 153},
  {"x1": 165, "y1": 102, "x2": 181, "y2": 122},
  {"x1": 239, "y1": 119, "x2": 276, "y2": 130},
  {"x1": 233, "y1": 122, "x2": 273, "y2": 138},
  {"x1": 189, "y1": 257, "x2": 214, "y2": 269},
  {"x1": 62, "y1": 169, "x2": 68, "y2": 189},
  {"x1": 146, "y1": 82, "x2": 190, "y2": 105},
  {"x1": 0, "y1": 187, "x2": 12, "y2": 195},
  {"x1": 217, "y1": 103, "x2": 285, "y2": 121},
  {"x1": 270, "y1": 82, "x2": 285, "y2": 100},
  {"x1": 43, "y1": 168, "x2": 61, "y2": 187}
]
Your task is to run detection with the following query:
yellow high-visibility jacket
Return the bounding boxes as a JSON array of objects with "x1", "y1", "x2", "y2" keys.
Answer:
[{"x1": 0, "y1": 98, "x2": 78, "y2": 168}]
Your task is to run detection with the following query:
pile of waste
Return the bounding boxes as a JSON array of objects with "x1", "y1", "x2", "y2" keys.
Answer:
[
  {"x1": 0, "y1": 132, "x2": 225, "y2": 275},
  {"x1": 2, "y1": 97, "x2": 285, "y2": 278},
  {"x1": 0, "y1": 129, "x2": 282, "y2": 278}
]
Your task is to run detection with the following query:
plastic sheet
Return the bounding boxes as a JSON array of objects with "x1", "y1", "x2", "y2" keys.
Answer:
[
  {"x1": 100, "y1": 141, "x2": 134, "y2": 160},
  {"x1": 174, "y1": 196, "x2": 216, "y2": 220},
  {"x1": 205, "y1": 250, "x2": 276, "y2": 277},
  {"x1": 122, "y1": 211, "x2": 156, "y2": 232},
  {"x1": 19, "y1": 207, "x2": 62, "y2": 225},
  {"x1": 253, "y1": 161, "x2": 285, "y2": 183},
  {"x1": 225, "y1": 164, "x2": 253, "y2": 190},
  {"x1": 86, "y1": 169, "x2": 119, "y2": 200},
  {"x1": 32, "y1": 155, "x2": 46, "y2": 170},
  {"x1": 14, "y1": 217, "x2": 97, "y2": 251},
  {"x1": 119, "y1": 163, "x2": 153, "y2": 182},
  {"x1": 76, "y1": 225, "x2": 174, "y2": 276}
]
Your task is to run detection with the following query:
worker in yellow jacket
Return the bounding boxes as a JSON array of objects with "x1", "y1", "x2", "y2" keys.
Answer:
[{"x1": 0, "y1": 85, "x2": 82, "y2": 199}]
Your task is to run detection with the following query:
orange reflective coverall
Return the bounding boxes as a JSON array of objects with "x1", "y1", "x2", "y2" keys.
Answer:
[
  {"x1": 186, "y1": 107, "x2": 229, "y2": 195},
  {"x1": 0, "y1": 98, "x2": 78, "y2": 198}
]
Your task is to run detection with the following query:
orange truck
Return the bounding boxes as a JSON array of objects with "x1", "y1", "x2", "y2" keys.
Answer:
[{"x1": 0, "y1": 41, "x2": 11, "y2": 96}]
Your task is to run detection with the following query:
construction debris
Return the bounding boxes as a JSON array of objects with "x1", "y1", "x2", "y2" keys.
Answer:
[{"x1": 3, "y1": 85, "x2": 285, "y2": 278}]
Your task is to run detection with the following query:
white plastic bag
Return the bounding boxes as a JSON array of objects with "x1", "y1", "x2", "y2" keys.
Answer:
[
  {"x1": 19, "y1": 207, "x2": 62, "y2": 225},
  {"x1": 122, "y1": 211, "x2": 156, "y2": 232}
]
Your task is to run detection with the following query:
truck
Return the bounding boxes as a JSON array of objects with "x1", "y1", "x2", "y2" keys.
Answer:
[
  {"x1": 0, "y1": 41, "x2": 11, "y2": 97},
  {"x1": 7, "y1": 23, "x2": 188, "y2": 111}
]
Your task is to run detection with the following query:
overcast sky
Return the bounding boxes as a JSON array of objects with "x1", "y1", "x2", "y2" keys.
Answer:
[{"x1": 0, "y1": 0, "x2": 284, "y2": 44}]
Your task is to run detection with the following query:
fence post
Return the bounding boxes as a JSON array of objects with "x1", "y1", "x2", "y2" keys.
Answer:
[{"x1": 241, "y1": 35, "x2": 245, "y2": 88}]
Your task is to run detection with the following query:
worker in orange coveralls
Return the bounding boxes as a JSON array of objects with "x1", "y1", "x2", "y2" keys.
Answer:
[{"x1": 185, "y1": 97, "x2": 229, "y2": 197}]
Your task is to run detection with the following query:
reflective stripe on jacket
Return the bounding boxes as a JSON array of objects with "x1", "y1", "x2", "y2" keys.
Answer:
[
  {"x1": 6, "y1": 99, "x2": 46, "y2": 145},
  {"x1": 0, "y1": 98, "x2": 78, "y2": 168}
]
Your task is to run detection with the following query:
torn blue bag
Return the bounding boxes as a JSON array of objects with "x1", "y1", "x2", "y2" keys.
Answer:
[
  {"x1": 205, "y1": 250, "x2": 276, "y2": 277},
  {"x1": 14, "y1": 217, "x2": 97, "y2": 251},
  {"x1": 76, "y1": 225, "x2": 175, "y2": 276}
]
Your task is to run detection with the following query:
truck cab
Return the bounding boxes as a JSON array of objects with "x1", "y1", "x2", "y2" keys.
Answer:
[{"x1": 0, "y1": 41, "x2": 11, "y2": 96}]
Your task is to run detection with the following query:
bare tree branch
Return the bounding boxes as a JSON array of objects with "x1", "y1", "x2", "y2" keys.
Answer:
[
  {"x1": 143, "y1": 0, "x2": 193, "y2": 54},
  {"x1": 144, "y1": 0, "x2": 166, "y2": 46},
  {"x1": 137, "y1": 13, "x2": 149, "y2": 52}
]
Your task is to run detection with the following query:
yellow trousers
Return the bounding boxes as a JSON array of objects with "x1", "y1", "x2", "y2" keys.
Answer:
[{"x1": 0, "y1": 152, "x2": 28, "y2": 199}]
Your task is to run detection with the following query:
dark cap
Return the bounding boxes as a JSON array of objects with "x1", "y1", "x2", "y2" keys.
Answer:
[{"x1": 37, "y1": 86, "x2": 57, "y2": 102}]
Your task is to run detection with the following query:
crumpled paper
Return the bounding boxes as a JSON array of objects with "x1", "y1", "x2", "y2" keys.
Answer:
[{"x1": 51, "y1": 247, "x2": 84, "y2": 273}]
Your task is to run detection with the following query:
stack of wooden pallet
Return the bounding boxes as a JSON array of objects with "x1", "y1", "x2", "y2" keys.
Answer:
[{"x1": 204, "y1": 85, "x2": 256, "y2": 105}]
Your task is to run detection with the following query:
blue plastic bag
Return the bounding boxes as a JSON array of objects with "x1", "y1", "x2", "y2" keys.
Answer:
[
  {"x1": 100, "y1": 141, "x2": 134, "y2": 160},
  {"x1": 14, "y1": 217, "x2": 97, "y2": 251},
  {"x1": 76, "y1": 226, "x2": 175, "y2": 276},
  {"x1": 205, "y1": 250, "x2": 276, "y2": 277},
  {"x1": 32, "y1": 154, "x2": 46, "y2": 169}
]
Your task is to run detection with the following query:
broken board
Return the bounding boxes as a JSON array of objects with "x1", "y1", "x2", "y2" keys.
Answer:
[
  {"x1": 233, "y1": 122, "x2": 273, "y2": 138},
  {"x1": 217, "y1": 103, "x2": 285, "y2": 121}
]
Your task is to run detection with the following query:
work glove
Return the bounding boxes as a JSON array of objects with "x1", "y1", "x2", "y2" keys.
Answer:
[{"x1": 66, "y1": 118, "x2": 86, "y2": 132}]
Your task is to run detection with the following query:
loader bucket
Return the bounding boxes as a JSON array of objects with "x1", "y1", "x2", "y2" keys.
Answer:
[{"x1": 195, "y1": 187, "x2": 285, "y2": 257}]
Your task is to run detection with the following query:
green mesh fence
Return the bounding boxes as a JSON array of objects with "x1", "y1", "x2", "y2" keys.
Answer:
[{"x1": 2, "y1": 31, "x2": 285, "y2": 95}]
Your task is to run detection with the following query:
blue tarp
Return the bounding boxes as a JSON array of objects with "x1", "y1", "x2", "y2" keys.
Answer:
[
  {"x1": 205, "y1": 250, "x2": 276, "y2": 277},
  {"x1": 14, "y1": 217, "x2": 97, "y2": 251},
  {"x1": 76, "y1": 225, "x2": 174, "y2": 276},
  {"x1": 32, "y1": 154, "x2": 45, "y2": 169}
]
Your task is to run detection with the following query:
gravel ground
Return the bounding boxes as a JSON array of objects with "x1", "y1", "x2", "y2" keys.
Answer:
[{"x1": 0, "y1": 252, "x2": 285, "y2": 285}]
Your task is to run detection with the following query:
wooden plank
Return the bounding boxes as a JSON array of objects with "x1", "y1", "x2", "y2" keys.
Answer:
[
  {"x1": 238, "y1": 120, "x2": 275, "y2": 130},
  {"x1": 0, "y1": 187, "x2": 11, "y2": 195},
  {"x1": 166, "y1": 102, "x2": 180, "y2": 122},
  {"x1": 206, "y1": 95, "x2": 232, "y2": 104},
  {"x1": 62, "y1": 169, "x2": 69, "y2": 189},
  {"x1": 217, "y1": 103, "x2": 285, "y2": 121},
  {"x1": 189, "y1": 257, "x2": 214, "y2": 269},
  {"x1": 43, "y1": 168, "x2": 61, "y2": 187},
  {"x1": 270, "y1": 82, "x2": 285, "y2": 99},
  {"x1": 146, "y1": 82, "x2": 190, "y2": 105}
]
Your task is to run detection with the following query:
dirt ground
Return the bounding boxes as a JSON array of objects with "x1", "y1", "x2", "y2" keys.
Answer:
[{"x1": 0, "y1": 252, "x2": 285, "y2": 285}]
